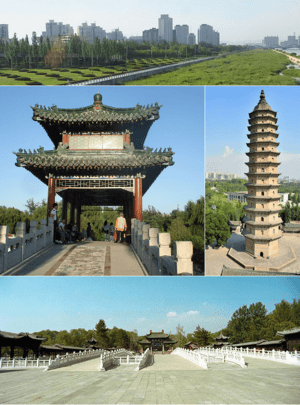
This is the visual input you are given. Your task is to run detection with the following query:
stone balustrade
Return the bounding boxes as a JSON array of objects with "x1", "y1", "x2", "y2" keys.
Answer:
[
  {"x1": 0, "y1": 357, "x2": 51, "y2": 369},
  {"x1": 171, "y1": 347, "x2": 208, "y2": 369},
  {"x1": 47, "y1": 348, "x2": 112, "y2": 371},
  {"x1": 0, "y1": 218, "x2": 53, "y2": 274},
  {"x1": 131, "y1": 219, "x2": 193, "y2": 276},
  {"x1": 196, "y1": 346, "x2": 300, "y2": 366},
  {"x1": 135, "y1": 348, "x2": 150, "y2": 371}
]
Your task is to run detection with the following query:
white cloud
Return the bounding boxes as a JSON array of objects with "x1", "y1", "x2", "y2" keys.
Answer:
[
  {"x1": 137, "y1": 317, "x2": 146, "y2": 322},
  {"x1": 167, "y1": 312, "x2": 177, "y2": 317},
  {"x1": 187, "y1": 310, "x2": 199, "y2": 315},
  {"x1": 222, "y1": 146, "x2": 234, "y2": 157},
  {"x1": 203, "y1": 302, "x2": 207, "y2": 306}
]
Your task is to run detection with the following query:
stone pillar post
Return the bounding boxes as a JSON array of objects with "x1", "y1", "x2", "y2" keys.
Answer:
[
  {"x1": 30, "y1": 220, "x2": 37, "y2": 253},
  {"x1": 173, "y1": 241, "x2": 193, "y2": 275},
  {"x1": 40, "y1": 219, "x2": 47, "y2": 248},
  {"x1": 134, "y1": 177, "x2": 142, "y2": 221},
  {"x1": 47, "y1": 177, "x2": 56, "y2": 223},
  {"x1": 16, "y1": 222, "x2": 26, "y2": 260}
]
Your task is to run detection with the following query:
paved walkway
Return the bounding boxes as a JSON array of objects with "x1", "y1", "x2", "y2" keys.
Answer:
[
  {"x1": 3, "y1": 242, "x2": 146, "y2": 276},
  {"x1": 206, "y1": 233, "x2": 300, "y2": 276},
  {"x1": 0, "y1": 356, "x2": 299, "y2": 404}
]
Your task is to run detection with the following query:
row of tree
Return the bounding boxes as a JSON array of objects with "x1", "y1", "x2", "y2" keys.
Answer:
[{"x1": 1, "y1": 33, "x2": 246, "y2": 69}]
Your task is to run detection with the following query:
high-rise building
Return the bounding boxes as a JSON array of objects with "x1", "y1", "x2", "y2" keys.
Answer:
[
  {"x1": 174, "y1": 25, "x2": 189, "y2": 44},
  {"x1": 243, "y1": 90, "x2": 282, "y2": 259},
  {"x1": 198, "y1": 24, "x2": 219, "y2": 45},
  {"x1": 158, "y1": 14, "x2": 173, "y2": 42},
  {"x1": 106, "y1": 29, "x2": 123, "y2": 41},
  {"x1": 187, "y1": 33, "x2": 196, "y2": 45},
  {"x1": 143, "y1": 28, "x2": 158, "y2": 43},
  {"x1": 0, "y1": 24, "x2": 9, "y2": 39},
  {"x1": 263, "y1": 36, "x2": 279, "y2": 48},
  {"x1": 42, "y1": 20, "x2": 73, "y2": 41},
  {"x1": 77, "y1": 22, "x2": 106, "y2": 43}
]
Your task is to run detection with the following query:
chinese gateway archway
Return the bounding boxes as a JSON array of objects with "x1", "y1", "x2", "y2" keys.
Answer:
[{"x1": 14, "y1": 93, "x2": 174, "y2": 232}]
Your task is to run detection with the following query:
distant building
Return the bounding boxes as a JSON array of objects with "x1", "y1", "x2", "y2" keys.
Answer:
[
  {"x1": 198, "y1": 24, "x2": 219, "y2": 45},
  {"x1": 128, "y1": 36, "x2": 143, "y2": 44},
  {"x1": 227, "y1": 192, "x2": 248, "y2": 204},
  {"x1": 187, "y1": 33, "x2": 196, "y2": 45},
  {"x1": 158, "y1": 14, "x2": 173, "y2": 42},
  {"x1": 143, "y1": 28, "x2": 158, "y2": 43},
  {"x1": 106, "y1": 29, "x2": 123, "y2": 41},
  {"x1": 206, "y1": 172, "x2": 238, "y2": 180},
  {"x1": 174, "y1": 24, "x2": 189, "y2": 44},
  {"x1": 0, "y1": 24, "x2": 9, "y2": 39},
  {"x1": 42, "y1": 20, "x2": 73, "y2": 41},
  {"x1": 77, "y1": 22, "x2": 106, "y2": 43},
  {"x1": 263, "y1": 36, "x2": 279, "y2": 48}
]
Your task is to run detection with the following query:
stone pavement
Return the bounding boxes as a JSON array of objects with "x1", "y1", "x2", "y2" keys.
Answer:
[
  {"x1": 3, "y1": 241, "x2": 146, "y2": 276},
  {"x1": 0, "y1": 355, "x2": 299, "y2": 404},
  {"x1": 206, "y1": 233, "x2": 300, "y2": 276}
]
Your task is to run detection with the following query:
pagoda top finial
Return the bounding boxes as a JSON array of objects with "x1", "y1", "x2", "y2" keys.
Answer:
[
  {"x1": 260, "y1": 90, "x2": 265, "y2": 99},
  {"x1": 252, "y1": 89, "x2": 272, "y2": 112},
  {"x1": 94, "y1": 92, "x2": 102, "y2": 104}
]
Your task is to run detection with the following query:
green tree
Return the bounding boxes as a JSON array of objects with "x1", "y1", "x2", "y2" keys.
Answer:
[
  {"x1": 205, "y1": 212, "x2": 231, "y2": 247},
  {"x1": 95, "y1": 319, "x2": 110, "y2": 348},
  {"x1": 193, "y1": 325, "x2": 213, "y2": 346},
  {"x1": 175, "y1": 324, "x2": 187, "y2": 347}
]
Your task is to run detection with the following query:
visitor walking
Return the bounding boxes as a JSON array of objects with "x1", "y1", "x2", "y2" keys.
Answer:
[
  {"x1": 109, "y1": 222, "x2": 115, "y2": 242},
  {"x1": 115, "y1": 213, "x2": 127, "y2": 243},
  {"x1": 102, "y1": 220, "x2": 109, "y2": 241},
  {"x1": 86, "y1": 222, "x2": 93, "y2": 241}
]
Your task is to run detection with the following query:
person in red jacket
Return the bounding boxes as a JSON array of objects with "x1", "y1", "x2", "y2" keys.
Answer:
[{"x1": 115, "y1": 213, "x2": 127, "y2": 243}]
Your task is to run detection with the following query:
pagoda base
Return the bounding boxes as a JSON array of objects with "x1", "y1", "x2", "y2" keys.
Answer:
[
  {"x1": 228, "y1": 243, "x2": 296, "y2": 273},
  {"x1": 245, "y1": 237, "x2": 279, "y2": 259}
]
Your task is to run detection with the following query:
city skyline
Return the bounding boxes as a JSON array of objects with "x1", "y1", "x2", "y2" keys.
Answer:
[
  {"x1": 2, "y1": 0, "x2": 300, "y2": 43},
  {"x1": 1, "y1": 277, "x2": 299, "y2": 336},
  {"x1": 0, "y1": 86, "x2": 204, "y2": 214},
  {"x1": 206, "y1": 87, "x2": 300, "y2": 179}
]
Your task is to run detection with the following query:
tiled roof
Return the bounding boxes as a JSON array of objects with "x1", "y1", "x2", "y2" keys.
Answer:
[
  {"x1": 277, "y1": 327, "x2": 300, "y2": 337},
  {"x1": 31, "y1": 99, "x2": 161, "y2": 125},
  {"x1": 14, "y1": 146, "x2": 174, "y2": 171},
  {"x1": 0, "y1": 331, "x2": 47, "y2": 341}
]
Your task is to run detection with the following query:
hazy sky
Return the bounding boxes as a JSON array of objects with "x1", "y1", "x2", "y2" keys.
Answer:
[
  {"x1": 1, "y1": 277, "x2": 299, "y2": 336},
  {"x1": 206, "y1": 86, "x2": 300, "y2": 179},
  {"x1": 0, "y1": 86, "x2": 204, "y2": 214},
  {"x1": 3, "y1": 0, "x2": 299, "y2": 44}
]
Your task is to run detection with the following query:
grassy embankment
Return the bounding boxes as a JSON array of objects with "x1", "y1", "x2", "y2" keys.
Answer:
[
  {"x1": 125, "y1": 49, "x2": 296, "y2": 85},
  {"x1": 0, "y1": 57, "x2": 187, "y2": 86}
]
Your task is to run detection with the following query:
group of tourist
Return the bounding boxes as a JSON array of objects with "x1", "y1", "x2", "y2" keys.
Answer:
[{"x1": 50, "y1": 203, "x2": 127, "y2": 244}]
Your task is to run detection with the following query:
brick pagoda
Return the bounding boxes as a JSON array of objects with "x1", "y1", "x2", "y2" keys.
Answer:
[{"x1": 243, "y1": 90, "x2": 282, "y2": 258}]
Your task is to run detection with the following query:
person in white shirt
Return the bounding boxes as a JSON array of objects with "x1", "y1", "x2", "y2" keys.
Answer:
[{"x1": 50, "y1": 203, "x2": 60, "y2": 243}]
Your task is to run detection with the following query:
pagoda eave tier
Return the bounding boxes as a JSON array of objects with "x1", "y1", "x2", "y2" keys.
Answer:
[
  {"x1": 14, "y1": 148, "x2": 174, "y2": 196},
  {"x1": 247, "y1": 124, "x2": 278, "y2": 131},
  {"x1": 245, "y1": 172, "x2": 281, "y2": 177},
  {"x1": 245, "y1": 162, "x2": 280, "y2": 167},
  {"x1": 249, "y1": 109, "x2": 277, "y2": 117},
  {"x1": 247, "y1": 132, "x2": 279, "y2": 139},
  {"x1": 246, "y1": 151, "x2": 280, "y2": 157},
  {"x1": 245, "y1": 183, "x2": 279, "y2": 188},
  {"x1": 244, "y1": 207, "x2": 282, "y2": 214},
  {"x1": 246, "y1": 196, "x2": 281, "y2": 201},
  {"x1": 244, "y1": 234, "x2": 282, "y2": 242},
  {"x1": 243, "y1": 219, "x2": 282, "y2": 227},
  {"x1": 246, "y1": 141, "x2": 280, "y2": 147},
  {"x1": 31, "y1": 102, "x2": 162, "y2": 149},
  {"x1": 248, "y1": 117, "x2": 278, "y2": 124}
]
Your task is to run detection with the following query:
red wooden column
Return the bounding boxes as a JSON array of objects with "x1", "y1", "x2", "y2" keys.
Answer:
[
  {"x1": 47, "y1": 178, "x2": 56, "y2": 221},
  {"x1": 134, "y1": 177, "x2": 143, "y2": 221}
]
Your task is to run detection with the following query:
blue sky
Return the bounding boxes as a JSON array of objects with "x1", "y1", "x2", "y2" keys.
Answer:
[
  {"x1": 206, "y1": 86, "x2": 300, "y2": 179},
  {"x1": 0, "y1": 86, "x2": 204, "y2": 214},
  {"x1": 3, "y1": 0, "x2": 299, "y2": 44},
  {"x1": 0, "y1": 277, "x2": 299, "y2": 336}
]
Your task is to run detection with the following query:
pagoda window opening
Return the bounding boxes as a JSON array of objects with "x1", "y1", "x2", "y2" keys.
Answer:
[
  {"x1": 260, "y1": 252, "x2": 264, "y2": 257},
  {"x1": 261, "y1": 168, "x2": 264, "y2": 172},
  {"x1": 262, "y1": 191, "x2": 265, "y2": 196},
  {"x1": 262, "y1": 204, "x2": 264, "y2": 208},
  {"x1": 261, "y1": 217, "x2": 264, "y2": 222},
  {"x1": 261, "y1": 230, "x2": 264, "y2": 235}
]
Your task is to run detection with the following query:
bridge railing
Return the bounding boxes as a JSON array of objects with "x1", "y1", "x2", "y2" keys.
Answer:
[
  {"x1": 196, "y1": 347, "x2": 300, "y2": 366},
  {"x1": 135, "y1": 348, "x2": 150, "y2": 371},
  {"x1": 131, "y1": 219, "x2": 193, "y2": 275},
  {"x1": 0, "y1": 218, "x2": 54, "y2": 274},
  {"x1": 0, "y1": 357, "x2": 51, "y2": 369},
  {"x1": 171, "y1": 347, "x2": 208, "y2": 369}
]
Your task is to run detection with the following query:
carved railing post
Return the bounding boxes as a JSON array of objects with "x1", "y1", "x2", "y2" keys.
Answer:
[
  {"x1": 0, "y1": 226, "x2": 9, "y2": 272},
  {"x1": 158, "y1": 233, "x2": 171, "y2": 275},
  {"x1": 173, "y1": 241, "x2": 193, "y2": 275},
  {"x1": 30, "y1": 220, "x2": 37, "y2": 254},
  {"x1": 16, "y1": 222, "x2": 26, "y2": 261},
  {"x1": 40, "y1": 219, "x2": 47, "y2": 248}
]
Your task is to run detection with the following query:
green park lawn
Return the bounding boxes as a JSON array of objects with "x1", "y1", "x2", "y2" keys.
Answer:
[
  {"x1": 125, "y1": 50, "x2": 297, "y2": 85},
  {"x1": 0, "y1": 57, "x2": 183, "y2": 85}
]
